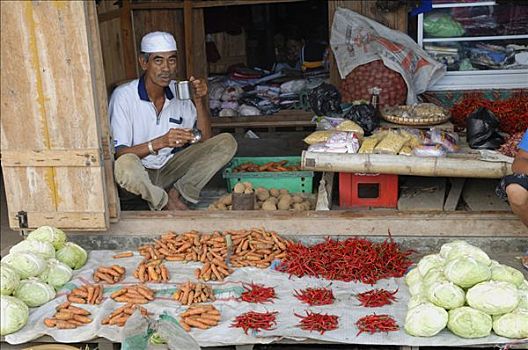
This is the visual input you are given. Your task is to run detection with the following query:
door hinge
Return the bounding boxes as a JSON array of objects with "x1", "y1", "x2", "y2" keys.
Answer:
[{"x1": 16, "y1": 211, "x2": 28, "y2": 229}]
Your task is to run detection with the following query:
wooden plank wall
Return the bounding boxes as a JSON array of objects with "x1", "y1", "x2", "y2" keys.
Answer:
[
  {"x1": 327, "y1": 0, "x2": 408, "y2": 86},
  {"x1": 0, "y1": 1, "x2": 109, "y2": 230}
]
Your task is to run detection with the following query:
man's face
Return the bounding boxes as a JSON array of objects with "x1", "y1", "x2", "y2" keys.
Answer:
[{"x1": 139, "y1": 51, "x2": 177, "y2": 87}]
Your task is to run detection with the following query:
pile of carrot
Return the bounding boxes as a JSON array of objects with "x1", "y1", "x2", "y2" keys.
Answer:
[
  {"x1": 179, "y1": 304, "x2": 221, "y2": 331},
  {"x1": 233, "y1": 160, "x2": 301, "y2": 173},
  {"x1": 173, "y1": 281, "x2": 215, "y2": 305},
  {"x1": 44, "y1": 302, "x2": 92, "y2": 329},
  {"x1": 230, "y1": 229, "x2": 289, "y2": 269},
  {"x1": 101, "y1": 303, "x2": 150, "y2": 327},
  {"x1": 93, "y1": 265, "x2": 126, "y2": 284},
  {"x1": 134, "y1": 259, "x2": 169, "y2": 283},
  {"x1": 110, "y1": 284, "x2": 155, "y2": 304},
  {"x1": 67, "y1": 284, "x2": 103, "y2": 305}
]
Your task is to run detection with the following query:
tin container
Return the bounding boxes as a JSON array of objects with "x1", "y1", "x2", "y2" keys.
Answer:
[
  {"x1": 177, "y1": 81, "x2": 192, "y2": 100},
  {"x1": 190, "y1": 128, "x2": 202, "y2": 144}
]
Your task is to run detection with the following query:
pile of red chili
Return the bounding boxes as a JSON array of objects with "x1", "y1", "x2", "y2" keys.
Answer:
[
  {"x1": 240, "y1": 283, "x2": 276, "y2": 303},
  {"x1": 277, "y1": 236, "x2": 413, "y2": 284},
  {"x1": 355, "y1": 314, "x2": 399, "y2": 336},
  {"x1": 294, "y1": 287, "x2": 334, "y2": 306},
  {"x1": 356, "y1": 288, "x2": 398, "y2": 307},
  {"x1": 295, "y1": 311, "x2": 339, "y2": 335},
  {"x1": 450, "y1": 94, "x2": 528, "y2": 134},
  {"x1": 230, "y1": 311, "x2": 278, "y2": 334}
]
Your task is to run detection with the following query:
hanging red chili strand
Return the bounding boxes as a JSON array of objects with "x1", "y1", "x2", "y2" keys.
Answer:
[
  {"x1": 277, "y1": 233, "x2": 413, "y2": 284},
  {"x1": 294, "y1": 287, "x2": 334, "y2": 306},
  {"x1": 355, "y1": 314, "x2": 399, "y2": 336},
  {"x1": 295, "y1": 311, "x2": 339, "y2": 335},
  {"x1": 240, "y1": 283, "x2": 276, "y2": 304},
  {"x1": 230, "y1": 311, "x2": 278, "y2": 334},
  {"x1": 356, "y1": 288, "x2": 398, "y2": 307}
]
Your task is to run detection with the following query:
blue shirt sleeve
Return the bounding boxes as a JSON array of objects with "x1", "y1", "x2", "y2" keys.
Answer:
[{"x1": 519, "y1": 130, "x2": 528, "y2": 152}]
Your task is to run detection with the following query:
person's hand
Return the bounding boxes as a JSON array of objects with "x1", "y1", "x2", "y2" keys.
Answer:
[
  {"x1": 163, "y1": 128, "x2": 194, "y2": 148},
  {"x1": 190, "y1": 76, "x2": 208, "y2": 100}
]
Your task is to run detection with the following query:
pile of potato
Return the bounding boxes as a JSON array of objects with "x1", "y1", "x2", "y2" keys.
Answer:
[{"x1": 209, "y1": 182, "x2": 314, "y2": 211}]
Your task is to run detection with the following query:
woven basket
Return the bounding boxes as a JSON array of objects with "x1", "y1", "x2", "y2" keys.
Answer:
[{"x1": 381, "y1": 104, "x2": 450, "y2": 126}]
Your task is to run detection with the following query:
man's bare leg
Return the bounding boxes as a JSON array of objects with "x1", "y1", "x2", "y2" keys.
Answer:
[
  {"x1": 506, "y1": 184, "x2": 528, "y2": 227},
  {"x1": 164, "y1": 187, "x2": 189, "y2": 210}
]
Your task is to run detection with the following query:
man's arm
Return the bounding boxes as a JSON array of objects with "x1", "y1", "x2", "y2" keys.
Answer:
[
  {"x1": 190, "y1": 76, "x2": 212, "y2": 141},
  {"x1": 115, "y1": 129, "x2": 194, "y2": 159},
  {"x1": 512, "y1": 149, "x2": 528, "y2": 174}
]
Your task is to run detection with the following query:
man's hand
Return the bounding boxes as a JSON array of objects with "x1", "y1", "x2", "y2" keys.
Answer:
[
  {"x1": 190, "y1": 76, "x2": 208, "y2": 100},
  {"x1": 161, "y1": 128, "x2": 194, "y2": 148}
]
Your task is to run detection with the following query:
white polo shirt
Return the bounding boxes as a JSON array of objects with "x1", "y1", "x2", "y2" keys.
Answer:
[{"x1": 109, "y1": 76, "x2": 197, "y2": 169}]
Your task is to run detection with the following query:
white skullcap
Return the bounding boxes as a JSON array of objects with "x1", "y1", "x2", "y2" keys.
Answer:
[{"x1": 141, "y1": 31, "x2": 177, "y2": 53}]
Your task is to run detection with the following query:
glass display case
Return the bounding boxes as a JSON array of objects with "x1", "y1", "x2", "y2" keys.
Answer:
[{"x1": 417, "y1": 0, "x2": 528, "y2": 90}]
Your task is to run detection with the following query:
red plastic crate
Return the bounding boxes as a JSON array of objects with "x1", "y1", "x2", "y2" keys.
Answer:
[{"x1": 339, "y1": 173, "x2": 398, "y2": 208}]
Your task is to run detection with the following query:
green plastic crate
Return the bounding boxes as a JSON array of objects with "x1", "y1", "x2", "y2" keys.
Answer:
[{"x1": 223, "y1": 156, "x2": 314, "y2": 193}]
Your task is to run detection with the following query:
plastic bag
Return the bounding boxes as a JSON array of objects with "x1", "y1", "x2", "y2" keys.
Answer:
[
  {"x1": 374, "y1": 130, "x2": 409, "y2": 155},
  {"x1": 424, "y1": 14, "x2": 465, "y2": 38},
  {"x1": 413, "y1": 144, "x2": 446, "y2": 157},
  {"x1": 343, "y1": 103, "x2": 379, "y2": 136},
  {"x1": 304, "y1": 130, "x2": 334, "y2": 145},
  {"x1": 336, "y1": 120, "x2": 364, "y2": 139},
  {"x1": 326, "y1": 132, "x2": 360, "y2": 153},
  {"x1": 430, "y1": 128, "x2": 460, "y2": 153},
  {"x1": 308, "y1": 82, "x2": 342, "y2": 117},
  {"x1": 358, "y1": 134, "x2": 382, "y2": 154},
  {"x1": 466, "y1": 107, "x2": 504, "y2": 150},
  {"x1": 400, "y1": 128, "x2": 425, "y2": 148}
]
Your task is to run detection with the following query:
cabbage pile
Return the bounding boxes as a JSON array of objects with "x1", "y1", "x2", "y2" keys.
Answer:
[
  {"x1": 0, "y1": 226, "x2": 88, "y2": 335},
  {"x1": 404, "y1": 240, "x2": 527, "y2": 339}
]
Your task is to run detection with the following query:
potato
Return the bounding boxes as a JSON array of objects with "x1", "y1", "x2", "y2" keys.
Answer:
[
  {"x1": 244, "y1": 187, "x2": 254, "y2": 194},
  {"x1": 279, "y1": 189, "x2": 289, "y2": 195},
  {"x1": 266, "y1": 197, "x2": 278, "y2": 205},
  {"x1": 216, "y1": 202, "x2": 227, "y2": 210},
  {"x1": 220, "y1": 194, "x2": 232, "y2": 205},
  {"x1": 255, "y1": 188, "x2": 270, "y2": 201},
  {"x1": 262, "y1": 200, "x2": 277, "y2": 211},
  {"x1": 255, "y1": 201, "x2": 262, "y2": 209},
  {"x1": 277, "y1": 198, "x2": 291, "y2": 210},
  {"x1": 242, "y1": 182, "x2": 253, "y2": 190},
  {"x1": 292, "y1": 195, "x2": 304, "y2": 204},
  {"x1": 292, "y1": 203, "x2": 304, "y2": 212},
  {"x1": 300, "y1": 201, "x2": 311, "y2": 211},
  {"x1": 234, "y1": 183, "x2": 245, "y2": 194},
  {"x1": 208, "y1": 204, "x2": 217, "y2": 211},
  {"x1": 269, "y1": 188, "x2": 280, "y2": 198},
  {"x1": 278, "y1": 194, "x2": 292, "y2": 203}
]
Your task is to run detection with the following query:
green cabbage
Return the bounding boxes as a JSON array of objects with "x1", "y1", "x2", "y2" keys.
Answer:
[
  {"x1": 490, "y1": 264, "x2": 525, "y2": 287},
  {"x1": 492, "y1": 310, "x2": 528, "y2": 339},
  {"x1": 404, "y1": 302, "x2": 448, "y2": 337},
  {"x1": 9, "y1": 240, "x2": 55, "y2": 260},
  {"x1": 404, "y1": 267, "x2": 422, "y2": 287},
  {"x1": 426, "y1": 280, "x2": 465, "y2": 310},
  {"x1": 1, "y1": 252, "x2": 47, "y2": 279},
  {"x1": 447, "y1": 306, "x2": 492, "y2": 338},
  {"x1": 444, "y1": 242, "x2": 491, "y2": 266},
  {"x1": 444, "y1": 256, "x2": 491, "y2": 288},
  {"x1": 27, "y1": 225, "x2": 67, "y2": 250},
  {"x1": 56, "y1": 242, "x2": 87, "y2": 270},
  {"x1": 0, "y1": 264, "x2": 20, "y2": 296},
  {"x1": 418, "y1": 254, "x2": 446, "y2": 276},
  {"x1": 518, "y1": 280, "x2": 528, "y2": 311},
  {"x1": 14, "y1": 278, "x2": 56, "y2": 307},
  {"x1": 408, "y1": 294, "x2": 429, "y2": 310},
  {"x1": 0, "y1": 295, "x2": 29, "y2": 335},
  {"x1": 409, "y1": 280, "x2": 425, "y2": 296},
  {"x1": 466, "y1": 281, "x2": 519, "y2": 315},
  {"x1": 423, "y1": 268, "x2": 447, "y2": 286},
  {"x1": 439, "y1": 240, "x2": 469, "y2": 258},
  {"x1": 39, "y1": 259, "x2": 73, "y2": 290}
]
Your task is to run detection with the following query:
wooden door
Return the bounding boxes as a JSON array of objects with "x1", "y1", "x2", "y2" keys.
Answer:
[{"x1": 0, "y1": 1, "x2": 118, "y2": 230}]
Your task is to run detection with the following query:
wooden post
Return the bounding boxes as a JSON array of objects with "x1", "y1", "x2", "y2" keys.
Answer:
[
  {"x1": 183, "y1": 0, "x2": 193, "y2": 77},
  {"x1": 120, "y1": 0, "x2": 137, "y2": 79}
]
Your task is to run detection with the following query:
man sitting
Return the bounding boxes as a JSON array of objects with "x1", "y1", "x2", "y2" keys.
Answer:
[{"x1": 109, "y1": 31, "x2": 237, "y2": 210}]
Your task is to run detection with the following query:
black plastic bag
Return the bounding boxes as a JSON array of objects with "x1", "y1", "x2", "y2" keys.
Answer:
[
  {"x1": 343, "y1": 103, "x2": 380, "y2": 136},
  {"x1": 308, "y1": 83, "x2": 342, "y2": 117},
  {"x1": 466, "y1": 107, "x2": 504, "y2": 149}
]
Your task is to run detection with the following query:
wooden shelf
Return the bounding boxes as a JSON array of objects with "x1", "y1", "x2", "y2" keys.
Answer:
[{"x1": 211, "y1": 110, "x2": 314, "y2": 129}]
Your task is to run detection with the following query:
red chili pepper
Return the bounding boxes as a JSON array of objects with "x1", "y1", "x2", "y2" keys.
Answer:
[
  {"x1": 230, "y1": 311, "x2": 278, "y2": 334},
  {"x1": 277, "y1": 233, "x2": 414, "y2": 284},
  {"x1": 356, "y1": 288, "x2": 398, "y2": 307},
  {"x1": 294, "y1": 287, "x2": 334, "y2": 306},
  {"x1": 240, "y1": 283, "x2": 276, "y2": 304},
  {"x1": 355, "y1": 314, "x2": 399, "y2": 336},
  {"x1": 295, "y1": 310, "x2": 339, "y2": 335}
]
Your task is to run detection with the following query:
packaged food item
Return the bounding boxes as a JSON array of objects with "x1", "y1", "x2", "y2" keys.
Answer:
[
  {"x1": 304, "y1": 131, "x2": 334, "y2": 145},
  {"x1": 374, "y1": 130, "x2": 409, "y2": 155},
  {"x1": 412, "y1": 144, "x2": 447, "y2": 157},
  {"x1": 399, "y1": 144, "x2": 413, "y2": 156},
  {"x1": 336, "y1": 120, "x2": 364, "y2": 139},
  {"x1": 359, "y1": 135, "x2": 380, "y2": 154},
  {"x1": 430, "y1": 128, "x2": 460, "y2": 153},
  {"x1": 400, "y1": 128, "x2": 425, "y2": 148},
  {"x1": 307, "y1": 143, "x2": 328, "y2": 153}
]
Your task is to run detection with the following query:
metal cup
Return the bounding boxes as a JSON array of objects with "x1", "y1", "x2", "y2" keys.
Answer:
[
  {"x1": 190, "y1": 128, "x2": 202, "y2": 144},
  {"x1": 177, "y1": 81, "x2": 192, "y2": 100}
]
